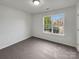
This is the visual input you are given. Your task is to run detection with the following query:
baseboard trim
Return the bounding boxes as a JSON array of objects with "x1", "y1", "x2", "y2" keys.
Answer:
[
  {"x1": 32, "y1": 36, "x2": 77, "y2": 51},
  {"x1": 0, "y1": 36, "x2": 31, "y2": 50}
]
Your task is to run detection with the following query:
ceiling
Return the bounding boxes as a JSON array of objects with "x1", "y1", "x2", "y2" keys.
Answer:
[{"x1": 0, "y1": 0, "x2": 78, "y2": 14}]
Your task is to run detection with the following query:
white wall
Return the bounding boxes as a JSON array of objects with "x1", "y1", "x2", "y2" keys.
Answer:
[
  {"x1": 0, "y1": 5, "x2": 32, "y2": 49},
  {"x1": 77, "y1": 2, "x2": 79, "y2": 51},
  {"x1": 32, "y1": 6, "x2": 76, "y2": 47}
]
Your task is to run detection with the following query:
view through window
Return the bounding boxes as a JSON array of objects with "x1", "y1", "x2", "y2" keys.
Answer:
[{"x1": 43, "y1": 13, "x2": 64, "y2": 35}]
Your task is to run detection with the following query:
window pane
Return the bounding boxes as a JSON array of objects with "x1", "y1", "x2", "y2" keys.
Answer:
[
  {"x1": 44, "y1": 16, "x2": 52, "y2": 32},
  {"x1": 51, "y1": 13, "x2": 64, "y2": 34}
]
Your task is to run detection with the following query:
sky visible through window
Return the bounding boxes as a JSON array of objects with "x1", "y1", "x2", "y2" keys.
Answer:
[{"x1": 51, "y1": 13, "x2": 64, "y2": 21}]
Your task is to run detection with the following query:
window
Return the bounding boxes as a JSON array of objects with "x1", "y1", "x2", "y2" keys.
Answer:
[{"x1": 43, "y1": 13, "x2": 64, "y2": 35}]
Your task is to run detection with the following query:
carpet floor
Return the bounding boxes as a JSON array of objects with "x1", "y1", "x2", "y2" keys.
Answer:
[{"x1": 0, "y1": 37, "x2": 78, "y2": 59}]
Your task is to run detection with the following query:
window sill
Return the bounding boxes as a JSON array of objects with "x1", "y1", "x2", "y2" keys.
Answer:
[{"x1": 43, "y1": 31, "x2": 64, "y2": 36}]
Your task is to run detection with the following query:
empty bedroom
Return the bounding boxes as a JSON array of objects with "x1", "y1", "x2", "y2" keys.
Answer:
[{"x1": 0, "y1": 0, "x2": 79, "y2": 59}]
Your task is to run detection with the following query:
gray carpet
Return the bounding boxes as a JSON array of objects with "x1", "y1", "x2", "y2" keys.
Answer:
[{"x1": 0, "y1": 37, "x2": 78, "y2": 59}]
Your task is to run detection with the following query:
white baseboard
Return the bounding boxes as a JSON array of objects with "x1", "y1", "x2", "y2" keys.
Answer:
[
  {"x1": 0, "y1": 36, "x2": 31, "y2": 50},
  {"x1": 32, "y1": 35, "x2": 76, "y2": 47}
]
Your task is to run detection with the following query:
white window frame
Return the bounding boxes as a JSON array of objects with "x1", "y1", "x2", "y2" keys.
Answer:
[{"x1": 43, "y1": 13, "x2": 64, "y2": 36}]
